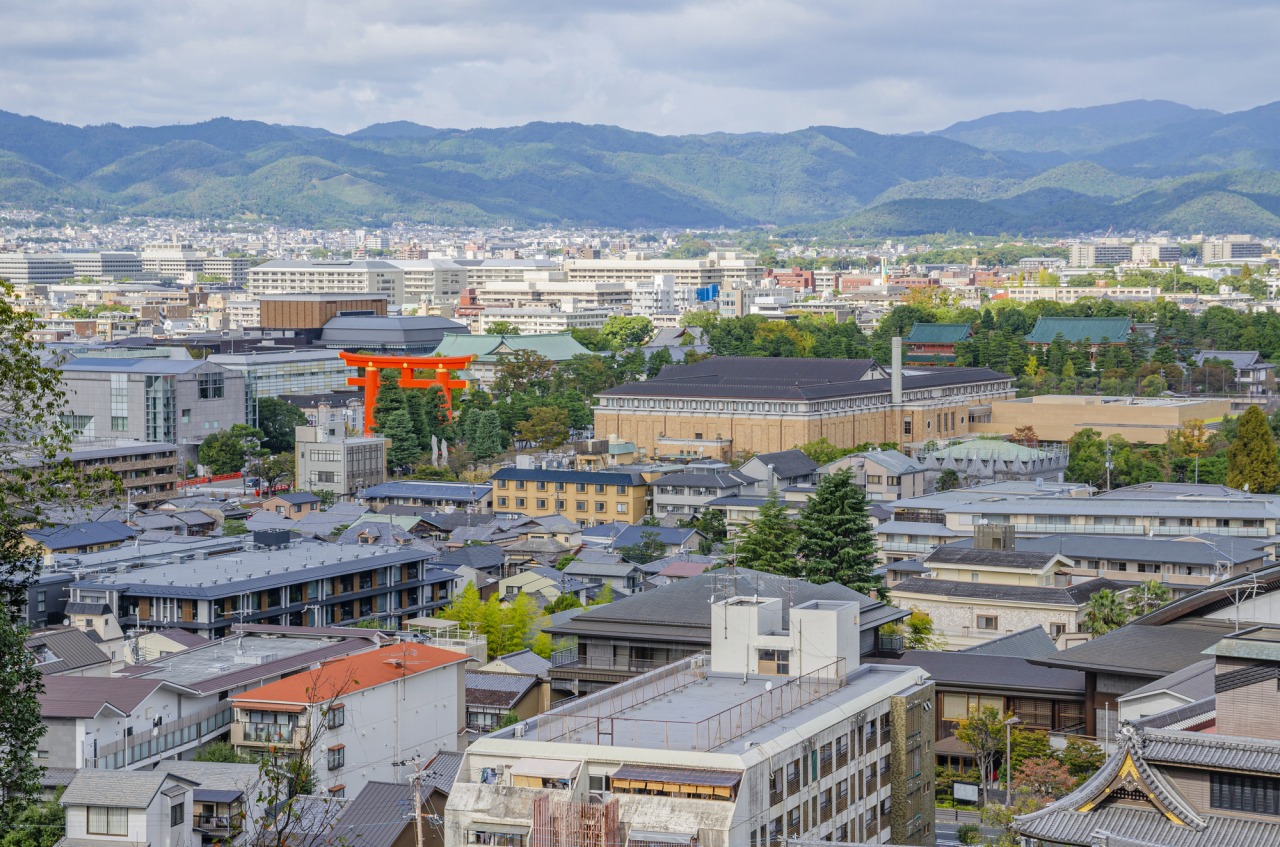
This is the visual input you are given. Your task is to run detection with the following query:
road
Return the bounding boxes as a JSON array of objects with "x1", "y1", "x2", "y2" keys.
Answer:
[{"x1": 935, "y1": 814, "x2": 1002, "y2": 846}]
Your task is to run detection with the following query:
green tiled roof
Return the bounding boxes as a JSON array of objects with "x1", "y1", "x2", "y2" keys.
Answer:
[
  {"x1": 1025, "y1": 317, "x2": 1133, "y2": 344},
  {"x1": 432, "y1": 332, "x2": 592, "y2": 362},
  {"x1": 904, "y1": 323, "x2": 972, "y2": 344}
]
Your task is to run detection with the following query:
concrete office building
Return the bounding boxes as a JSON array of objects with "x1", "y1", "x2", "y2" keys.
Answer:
[
  {"x1": 564, "y1": 253, "x2": 764, "y2": 290},
  {"x1": 0, "y1": 253, "x2": 75, "y2": 285},
  {"x1": 453, "y1": 258, "x2": 560, "y2": 286},
  {"x1": 208, "y1": 349, "x2": 352, "y2": 426},
  {"x1": 448, "y1": 595, "x2": 936, "y2": 847},
  {"x1": 394, "y1": 259, "x2": 468, "y2": 308},
  {"x1": 60, "y1": 358, "x2": 246, "y2": 462},
  {"x1": 258, "y1": 293, "x2": 390, "y2": 331},
  {"x1": 247, "y1": 259, "x2": 405, "y2": 302},
  {"x1": 470, "y1": 273, "x2": 632, "y2": 311},
  {"x1": 67, "y1": 252, "x2": 146, "y2": 280},
  {"x1": 295, "y1": 423, "x2": 388, "y2": 498},
  {"x1": 1203, "y1": 236, "x2": 1265, "y2": 262},
  {"x1": 1068, "y1": 243, "x2": 1135, "y2": 267},
  {"x1": 140, "y1": 243, "x2": 206, "y2": 278},
  {"x1": 473, "y1": 307, "x2": 614, "y2": 335}
]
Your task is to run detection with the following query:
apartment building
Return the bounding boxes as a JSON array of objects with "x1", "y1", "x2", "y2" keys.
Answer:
[
  {"x1": 67, "y1": 539, "x2": 460, "y2": 637},
  {"x1": 1203, "y1": 235, "x2": 1264, "y2": 262},
  {"x1": 0, "y1": 252, "x2": 75, "y2": 284},
  {"x1": 68, "y1": 251, "x2": 146, "y2": 280},
  {"x1": 448, "y1": 595, "x2": 935, "y2": 847},
  {"x1": 394, "y1": 259, "x2": 468, "y2": 308},
  {"x1": 60, "y1": 438, "x2": 181, "y2": 508},
  {"x1": 60, "y1": 357, "x2": 247, "y2": 462},
  {"x1": 141, "y1": 243, "x2": 207, "y2": 278},
  {"x1": 470, "y1": 272, "x2": 632, "y2": 311},
  {"x1": 563, "y1": 252, "x2": 765, "y2": 290},
  {"x1": 1067, "y1": 242, "x2": 1137, "y2": 267},
  {"x1": 248, "y1": 259, "x2": 405, "y2": 302},
  {"x1": 473, "y1": 306, "x2": 614, "y2": 335},
  {"x1": 454, "y1": 258, "x2": 560, "y2": 286},
  {"x1": 489, "y1": 467, "x2": 652, "y2": 525},
  {"x1": 231, "y1": 643, "x2": 469, "y2": 798},
  {"x1": 1001, "y1": 284, "x2": 1160, "y2": 303}
]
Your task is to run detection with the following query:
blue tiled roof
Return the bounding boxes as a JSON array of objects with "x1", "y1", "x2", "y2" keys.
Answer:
[
  {"x1": 27, "y1": 520, "x2": 137, "y2": 550},
  {"x1": 610, "y1": 525, "x2": 700, "y2": 548},
  {"x1": 362, "y1": 482, "x2": 491, "y2": 501},
  {"x1": 491, "y1": 468, "x2": 646, "y2": 486}
]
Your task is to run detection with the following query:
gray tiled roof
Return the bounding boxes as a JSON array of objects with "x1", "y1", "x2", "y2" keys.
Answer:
[
  {"x1": 332, "y1": 781, "x2": 414, "y2": 847},
  {"x1": 893, "y1": 576, "x2": 1125, "y2": 605},
  {"x1": 465, "y1": 671, "x2": 538, "y2": 708},
  {"x1": 890, "y1": 650, "x2": 1083, "y2": 694},
  {"x1": 62, "y1": 769, "x2": 191, "y2": 808},
  {"x1": 422, "y1": 750, "x2": 463, "y2": 795},
  {"x1": 1122, "y1": 658, "x2": 1217, "y2": 702},
  {"x1": 161, "y1": 761, "x2": 260, "y2": 794},
  {"x1": 610, "y1": 525, "x2": 699, "y2": 549},
  {"x1": 26, "y1": 627, "x2": 110, "y2": 675},
  {"x1": 434, "y1": 543, "x2": 504, "y2": 571},
  {"x1": 1031, "y1": 620, "x2": 1240, "y2": 678},
  {"x1": 26, "y1": 520, "x2": 137, "y2": 550},
  {"x1": 923, "y1": 547, "x2": 1060, "y2": 570},
  {"x1": 961, "y1": 626, "x2": 1058, "y2": 659},
  {"x1": 749, "y1": 449, "x2": 819, "y2": 480},
  {"x1": 486, "y1": 649, "x2": 552, "y2": 678}
]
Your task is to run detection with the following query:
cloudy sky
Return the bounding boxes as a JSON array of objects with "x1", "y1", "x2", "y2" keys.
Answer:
[{"x1": 4, "y1": 0, "x2": 1279, "y2": 135}]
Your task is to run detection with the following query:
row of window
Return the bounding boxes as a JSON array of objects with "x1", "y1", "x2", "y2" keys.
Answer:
[
  {"x1": 601, "y1": 381, "x2": 1005, "y2": 415},
  {"x1": 495, "y1": 496, "x2": 627, "y2": 514},
  {"x1": 496, "y1": 479, "x2": 630, "y2": 494}
]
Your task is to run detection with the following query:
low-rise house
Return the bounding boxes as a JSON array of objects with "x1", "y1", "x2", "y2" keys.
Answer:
[
  {"x1": 162, "y1": 761, "x2": 263, "y2": 846},
  {"x1": 502, "y1": 536, "x2": 575, "y2": 570},
  {"x1": 1194, "y1": 349, "x2": 1275, "y2": 395},
  {"x1": 38, "y1": 676, "x2": 194, "y2": 770},
  {"x1": 650, "y1": 466, "x2": 759, "y2": 519},
  {"x1": 1015, "y1": 625, "x2": 1280, "y2": 847},
  {"x1": 231, "y1": 643, "x2": 470, "y2": 798},
  {"x1": 545, "y1": 567, "x2": 908, "y2": 697},
  {"x1": 61, "y1": 769, "x2": 197, "y2": 847},
  {"x1": 26, "y1": 625, "x2": 112, "y2": 676},
  {"x1": 497, "y1": 567, "x2": 592, "y2": 607},
  {"x1": 262, "y1": 491, "x2": 323, "y2": 517},
  {"x1": 1116, "y1": 658, "x2": 1216, "y2": 723},
  {"x1": 738, "y1": 448, "x2": 820, "y2": 493},
  {"x1": 361, "y1": 481, "x2": 492, "y2": 513},
  {"x1": 609, "y1": 524, "x2": 704, "y2": 558},
  {"x1": 464, "y1": 671, "x2": 541, "y2": 732},
  {"x1": 562, "y1": 558, "x2": 645, "y2": 594},
  {"x1": 25, "y1": 520, "x2": 138, "y2": 555},
  {"x1": 823, "y1": 449, "x2": 928, "y2": 502}
]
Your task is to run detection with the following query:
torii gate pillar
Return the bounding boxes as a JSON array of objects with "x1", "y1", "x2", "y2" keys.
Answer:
[{"x1": 338, "y1": 352, "x2": 474, "y2": 436}]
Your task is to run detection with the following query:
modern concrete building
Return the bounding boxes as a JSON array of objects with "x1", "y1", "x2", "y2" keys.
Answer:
[
  {"x1": 248, "y1": 259, "x2": 406, "y2": 302},
  {"x1": 318, "y1": 315, "x2": 469, "y2": 355},
  {"x1": 448, "y1": 594, "x2": 935, "y2": 847},
  {"x1": 208, "y1": 348, "x2": 352, "y2": 426},
  {"x1": 563, "y1": 252, "x2": 764, "y2": 290},
  {"x1": 295, "y1": 424, "x2": 388, "y2": 498},
  {"x1": 0, "y1": 252, "x2": 75, "y2": 284},
  {"x1": 473, "y1": 306, "x2": 615, "y2": 335},
  {"x1": 60, "y1": 357, "x2": 247, "y2": 462}
]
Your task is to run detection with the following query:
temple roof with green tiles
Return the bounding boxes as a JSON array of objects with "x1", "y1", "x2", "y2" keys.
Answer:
[
  {"x1": 904, "y1": 323, "x2": 973, "y2": 345},
  {"x1": 431, "y1": 332, "x2": 592, "y2": 362},
  {"x1": 1024, "y1": 316, "x2": 1134, "y2": 344}
]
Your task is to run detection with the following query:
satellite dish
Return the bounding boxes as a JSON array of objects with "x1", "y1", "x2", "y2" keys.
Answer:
[{"x1": 765, "y1": 681, "x2": 773, "y2": 692}]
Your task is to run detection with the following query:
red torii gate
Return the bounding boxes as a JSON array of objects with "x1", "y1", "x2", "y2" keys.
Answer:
[{"x1": 338, "y1": 351, "x2": 474, "y2": 436}]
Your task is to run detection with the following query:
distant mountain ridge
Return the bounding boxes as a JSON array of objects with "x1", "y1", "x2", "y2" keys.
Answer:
[{"x1": 2, "y1": 100, "x2": 1280, "y2": 234}]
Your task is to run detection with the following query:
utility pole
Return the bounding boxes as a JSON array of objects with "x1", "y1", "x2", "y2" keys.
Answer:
[
  {"x1": 1104, "y1": 441, "x2": 1113, "y2": 491},
  {"x1": 410, "y1": 758, "x2": 426, "y2": 847}
]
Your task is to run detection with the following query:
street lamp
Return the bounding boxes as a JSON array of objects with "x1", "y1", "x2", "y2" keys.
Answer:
[{"x1": 1004, "y1": 715, "x2": 1022, "y2": 800}]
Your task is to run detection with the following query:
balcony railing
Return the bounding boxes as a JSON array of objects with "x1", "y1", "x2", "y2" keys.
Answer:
[
  {"x1": 195, "y1": 813, "x2": 236, "y2": 834},
  {"x1": 1012, "y1": 522, "x2": 1268, "y2": 537},
  {"x1": 549, "y1": 650, "x2": 678, "y2": 675},
  {"x1": 92, "y1": 701, "x2": 233, "y2": 769},
  {"x1": 238, "y1": 721, "x2": 297, "y2": 744}
]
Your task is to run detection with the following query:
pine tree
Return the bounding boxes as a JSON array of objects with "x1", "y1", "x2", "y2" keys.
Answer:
[
  {"x1": 379, "y1": 409, "x2": 420, "y2": 474},
  {"x1": 470, "y1": 410, "x2": 504, "y2": 460},
  {"x1": 404, "y1": 389, "x2": 429, "y2": 447},
  {"x1": 370, "y1": 369, "x2": 408, "y2": 433},
  {"x1": 795, "y1": 468, "x2": 882, "y2": 595},
  {"x1": 1227, "y1": 405, "x2": 1280, "y2": 493},
  {"x1": 734, "y1": 490, "x2": 799, "y2": 577}
]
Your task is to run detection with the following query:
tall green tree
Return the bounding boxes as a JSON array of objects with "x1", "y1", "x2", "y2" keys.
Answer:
[
  {"x1": 469, "y1": 410, "x2": 504, "y2": 460},
  {"x1": 371, "y1": 368, "x2": 409, "y2": 431},
  {"x1": 734, "y1": 491, "x2": 799, "y2": 577},
  {"x1": 255, "y1": 396, "x2": 308, "y2": 453},
  {"x1": 1126, "y1": 580, "x2": 1173, "y2": 617},
  {"x1": 794, "y1": 468, "x2": 882, "y2": 595},
  {"x1": 197, "y1": 424, "x2": 267, "y2": 476},
  {"x1": 378, "y1": 409, "x2": 420, "y2": 474},
  {"x1": 1227, "y1": 405, "x2": 1280, "y2": 493}
]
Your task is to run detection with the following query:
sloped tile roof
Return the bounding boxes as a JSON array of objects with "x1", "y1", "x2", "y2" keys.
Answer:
[
  {"x1": 1025, "y1": 316, "x2": 1134, "y2": 344},
  {"x1": 904, "y1": 322, "x2": 973, "y2": 344}
]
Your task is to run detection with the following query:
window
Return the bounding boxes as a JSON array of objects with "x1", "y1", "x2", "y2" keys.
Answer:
[
  {"x1": 616, "y1": 503, "x2": 628, "y2": 514},
  {"x1": 555, "y1": 482, "x2": 565, "y2": 492},
  {"x1": 1050, "y1": 623, "x2": 1067, "y2": 638},
  {"x1": 555, "y1": 500, "x2": 566, "y2": 511},
  {"x1": 497, "y1": 497, "x2": 508, "y2": 507},
  {"x1": 317, "y1": 471, "x2": 336, "y2": 483},
  {"x1": 536, "y1": 499, "x2": 547, "y2": 510},
  {"x1": 887, "y1": 475, "x2": 901, "y2": 485},
  {"x1": 595, "y1": 484, "x2": 606, "y2": 494},
  {"x1": 576, "y1": 501, "x2": 587, "y2": 512},
  {"x1": 515, "y1": 498, "x2": 526, "y2": 508},
  {"x1": 170, "y1": 803, "x2": 185, "y2": 827},
  {"x1": 197, "y1": 372, "x2": 225, "y2": 399},
  {"x1": 616, "y1": 485, "x2": 627, "y2": 495},
  {"x1": 977, "y1": 615, "x2": 999, "y2": 631},
  {"x1": 87, "y1": 807, "x2": 129, "y2": 836},
  {"x1": 595, "y1": 502, "x2": 605, "y2": 513},
  {"x1": 515, "y1": 480, "x2": 525, "y2": 490},
  {"x1": 327, "y1": 745, "x2": 346, "y2": 770},
  {"x1": 759, "y1": 649, "x2": 790, "y2": 675},
  {"x1": 326, "y1": 705, "x2": 345, "y2": 729},
  {"x1": 866, "y1": 475, "x2": 883, "y2": 485},
  {"x1": 1211, "y1": 772, "x2": 1280, "y2": 816},
  {"x1": 576, "y1": 483, "x2": 586, "y2": 493},
  {"x1": 536, "y1": 481, "x2": 547, "y2": 491},
  {"x1": 903, "y1": 418, "x2": 912, "y2": 435}
]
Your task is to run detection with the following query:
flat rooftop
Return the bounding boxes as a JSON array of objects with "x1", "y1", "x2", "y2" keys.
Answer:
[
  {"x1": 501, "y1": 659, "x2": 921, "y2": 754},
  {"x1": 125, "y1": 631, "x2": 362, "y2": 690},
  {"x1": 997, "y1": 395, "x2": 1220, "y2": 408}
]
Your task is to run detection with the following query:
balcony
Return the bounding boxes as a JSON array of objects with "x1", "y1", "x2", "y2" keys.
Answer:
[
  {"x1": 194, "y1": 811, "x2": 238, "y2": 836},
  {"x1": 1012, "y1": 522, "x2": 1268, "y2": 537},
  {"x1": 232, "y1": 720, "x2": 302, "y2": 748},
  {"x1": 91, "y1": 701, "x2": 234, "y2": 769},
  {"x1": 549, "y1": 649, "x2": 678, "y2": 676},
  {"x1": 878, "y1": 540, "x2": 939, "y2": 554}
]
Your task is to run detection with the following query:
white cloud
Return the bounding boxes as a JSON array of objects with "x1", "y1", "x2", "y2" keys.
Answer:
[{"x1": 0, "y1": 0, "x2": 1277, "y2": 134}]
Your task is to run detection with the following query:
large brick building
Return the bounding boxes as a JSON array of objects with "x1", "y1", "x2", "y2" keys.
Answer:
[{"x1": 594, "y1": 343, "x2": 1014, "y2": 460}]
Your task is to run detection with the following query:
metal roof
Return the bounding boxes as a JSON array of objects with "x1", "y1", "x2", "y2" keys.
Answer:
[
  {"x1": 27, "y1": 626, "x2": 111, "y2": 674},
  {"x1": 744, "y1": 449, "x2": 819, "y2": 480},
  {"x1": 923, "y1": 547, "x2": 1061, "y2": 570},
  {"x1": 890, "y1": 650, "x2": 1083, "y2": 694},
  {"x1": 421, "y1": 750, "x2": 463, "y2": 795},
  {"x1": 892, "y1": 576, "x2": 1125, "y2": 605},
  {"x1": 1031, "y1": 620, "x2": 1239, "y2": 678},
  {"x1": 610, "y1": 525, "x2": 700, "y2": 548},
  {"x1": 62, "y1": 769, "x2": 193, "y2": 809},
  {"x1": 332, "y1": 781, "x2": 415, "y2": 847},
  {"x1": 904, "y1": 322, "x2": 972, "y2": 344},
  {"x1": 610, "y1": 764, "x2": 741, "y2": 787},
  {"x1": 61, "y1": 356, "x2": 212, "y2": 374},
  {"x1": 1025, "y1": 316, "x2": 1134, "y2": 344},
  {"x1": 361, "y1": 481, "x2": 490, "y2": 500},
  {"x1": 39, "y1": 676, "x2": 170, "y2": 718},
  {"x1": 491, "y1": 467, "x2": 646, "y2": 486},
  {"x1": 961, "y1": 626, "x2": 1058, "y2": 659}
]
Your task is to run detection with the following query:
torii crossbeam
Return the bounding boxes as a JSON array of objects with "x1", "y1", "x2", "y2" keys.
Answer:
[{"x1": 338, "y1": 351, "x2": 474, "y2": 436}]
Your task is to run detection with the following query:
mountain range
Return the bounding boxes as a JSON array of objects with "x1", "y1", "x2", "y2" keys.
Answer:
[{"x1": 5, "y1": 100, "x2": 1280, "y2": 234}]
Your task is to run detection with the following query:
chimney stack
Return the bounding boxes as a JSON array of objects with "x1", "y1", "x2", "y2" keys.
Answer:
[{"x1": 891, "y1": 337, "x2": 903, "y2": 405}]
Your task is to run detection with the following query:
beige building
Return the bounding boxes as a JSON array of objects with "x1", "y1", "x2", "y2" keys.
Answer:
[
  {"x1": 248, "y1": 259, "x2": 405, "y2": 302},
  {"x1": 596, "y1": 343, "x2": 1014, "y2": 461},
  {"x1": 563, "y1": 252, "x2": 764, "y2": 290},
  {"x1": 490, "y1": 467, "x2": 653, "y2": 525},
  {"x1": 294, "y1": 424, "x2": 388, "y2": 498},
  {"x1": 969, "y1": 394, "x2": 1231, "y2": 444}
]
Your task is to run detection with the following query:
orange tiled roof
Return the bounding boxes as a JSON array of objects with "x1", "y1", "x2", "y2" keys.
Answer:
[{"x1": 231, "y1": 643, "x2": 468, "y2": 707}]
